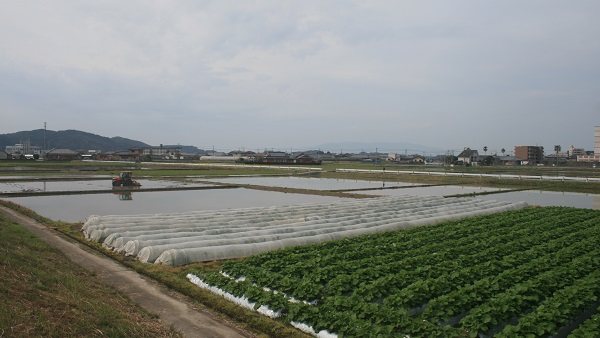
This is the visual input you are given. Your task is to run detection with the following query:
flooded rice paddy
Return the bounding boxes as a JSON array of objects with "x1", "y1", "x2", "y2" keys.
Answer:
[
  {"x1": 354, "y1": 185, "x2": 508, "y2": 197},
  {"x1": 199, "y1": 176, "x2": 418, "y2": 190},
  {"x1": 3, "y1": 188, "x2": 343, "y2": 222},
  {"x1": 0, "y1": 179, "x2": 206, "y2": 193},
  {"x1": 2, "y1": 176, "x2": 599, "y2": 222},
  {"x1": 476, "y1": 190, "x2": 600, "y2": 210}
]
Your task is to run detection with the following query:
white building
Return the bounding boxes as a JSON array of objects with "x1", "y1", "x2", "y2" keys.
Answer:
[
  {"x1": 577, "y1": 126, "x2": 600, "y2": 162},
  {"x1": 595, "y1": 126, "x2": 600, "y2": 154},
  {"x1": 142, "y1": 145, "x2": 182, "y2": 160},
  {"x1": 5, "y1": 143, "x2": 42, "y2": 156}
]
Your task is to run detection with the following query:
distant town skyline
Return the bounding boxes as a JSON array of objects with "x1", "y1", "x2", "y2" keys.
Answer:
[
  {"x1": 0, "y1": 126, "x2": 597, "y2": 157},
  {"x1": 1, "y1": 2, "x2": 599, "y2": 153}
]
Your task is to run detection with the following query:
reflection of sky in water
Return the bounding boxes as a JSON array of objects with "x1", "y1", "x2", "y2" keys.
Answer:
[
  {"x1": 3, "y1": 177, "x2": 599, "y2": 223},
  {"x1": 0, "y1": 179, "x2": 207, "y2": 193},
  {"x1": 3, "y1": 188, "x2": 343, "y2": 222},
  {"x1": 476, "y1": 190, "x2": 600, "y2": 210},
  {"x1": 359, "y1": 186, "x2": 600, "y2": 210},
  {"x1": 356, "y1": 185, "x2": 507, "y2": 197},
  {"x1": 200, "y1": 177, "x2": 417, "y2": 190}
]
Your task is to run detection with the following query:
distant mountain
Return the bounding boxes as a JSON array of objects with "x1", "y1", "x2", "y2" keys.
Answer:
[
  {"x1": 0, "y1": 129, "x2": 150, "y2": 152},
  {"x1": 314, "y1": 141, "x2": 444, "y2": 155}
]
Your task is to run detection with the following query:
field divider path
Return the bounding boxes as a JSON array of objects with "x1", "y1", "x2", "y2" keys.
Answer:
[{"x1": 0, "y1": 205, "x2": 253, "y2": 338}]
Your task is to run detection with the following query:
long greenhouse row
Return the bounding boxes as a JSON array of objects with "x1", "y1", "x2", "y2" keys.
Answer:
[
  {"x1": 188, "y1": 207, "x2": 600, "y2": 337},
  {"x1": 82, "y1": 195, "x2": 526, "y2": 266}
]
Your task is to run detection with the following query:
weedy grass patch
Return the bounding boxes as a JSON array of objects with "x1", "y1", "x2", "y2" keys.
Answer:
[{"x1": 0, "y1": 212, "x2": 181, "y2": 337}]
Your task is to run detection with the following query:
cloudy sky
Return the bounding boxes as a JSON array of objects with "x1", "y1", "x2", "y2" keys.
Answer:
[{"x1": 1, "y1": 1, "x2": 599, "y2": 154}]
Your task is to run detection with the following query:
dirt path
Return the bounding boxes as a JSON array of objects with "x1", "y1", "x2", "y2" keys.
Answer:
[{"x1": 0, "y1": 206, "x2": 254, "y2": 338}]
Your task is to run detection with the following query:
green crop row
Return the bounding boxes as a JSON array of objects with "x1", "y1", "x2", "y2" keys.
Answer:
[
  {"x1": 568, "y1": 305, "x2": 600, "y2": 337},
  {"x1": 423, "y1": 226, "x2": 600, "y2": 324},
  {"x1": 188, "y1": 207, "x2": 600, "y2": 337},
  {"x1": 222, "y1": 209, "x2": 597, "y2": 303},
  {"x1": 497, "y1": 270, "x2": 600, "y2": 337}
]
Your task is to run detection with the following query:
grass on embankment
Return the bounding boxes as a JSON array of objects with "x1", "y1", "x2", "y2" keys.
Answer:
[
  {"x1": 0, "y1": 212, "x2": 182, "y2": 337},
  {"x1": 0, "y1": 201, "x2": 311, "y2": 338}
]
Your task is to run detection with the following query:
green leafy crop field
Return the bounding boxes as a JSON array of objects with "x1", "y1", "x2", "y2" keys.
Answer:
[{"x1": 189, "y1": 207, "x2": 600, "y2": 337}]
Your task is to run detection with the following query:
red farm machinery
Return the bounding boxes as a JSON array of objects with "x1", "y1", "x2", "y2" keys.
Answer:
[{"x1": 112, "y1": 171, "x2": 141, "y2": 187}]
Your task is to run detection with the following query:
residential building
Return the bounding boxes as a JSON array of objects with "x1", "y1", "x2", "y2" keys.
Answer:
[
  {"x1": 294, "y1": 153, "x2": 322, "y2": 164},
  {"x1": 45, "y1": 148, "x2": 80, "y2": 161},
  {"x1": 262, "y1": 151, "x2": 290, "y2": 164},
  {"x1": 412, "y1": 155, "x2": 425, "y2": 164},
  {"x1": 577, "y1": 154, "x2": 600, "y2": 163},
  {"x1": 0, "y1": 149, "x2": 8, "y2": 160},
  {"x1": 498, "y1": 156, "x2": 520, "y2": 166},
  {"x1": 5, "y1": 143, "x2": 42, "y2": 156},
  {"x1": 457, "y1": 148, "x2": 479, "y2": 165},
  {"x1": 514, "y1": 146, "x2": 544, "y2": 165},
  {"x1": 245, "y1": 152, "x2": 320, "y2": 165},
  {"x1": 387, "y1": 153, "x2": 399, "y2": 161},
  {"x1": 569, "y1": 145, "x2": 586, "y2": 158},
  {"x1": 96, "y1": 148, "x2": 142, "y2": 161},
  {"x1": 142, "y1": 145, "x2": 182, "y2": 160}
]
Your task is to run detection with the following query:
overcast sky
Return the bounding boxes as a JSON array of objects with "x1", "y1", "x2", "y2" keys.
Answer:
[{"x1": 1, "y1": 1, "x2": 599, "y2": 154}]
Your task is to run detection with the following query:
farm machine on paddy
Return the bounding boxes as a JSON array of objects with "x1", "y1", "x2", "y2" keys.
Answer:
[{"x1": 112, "y1": 171, "x2": 141, "y2": 187}]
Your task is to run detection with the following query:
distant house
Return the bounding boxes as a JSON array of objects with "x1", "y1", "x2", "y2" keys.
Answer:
[
  {"x1": 498, "y1": 156, "x2": 521, "y2": 166},
  {"x1": 45, "y1": 148, "x2": 80, "y2": 161},
  {"x1": 262, "y1": 151, "x2": 290, "y2": 164},
  {"x1": 246, "y1": 152, "x2": 321, "y2": 165},
  {"x1": 95, "y1": 148, "x2": 143, "y2": 161},
  {"x1": 96, "y1": 151, "x2": 114, "y2": 161},
  {"x1": 412, "y1": 155, "x2": 425, "y2": 164},
  {"x1": 457, "y1": 148, "x2": 479, "y2": 165},
  {"x1": 0, "y1": 149, "x2": 8, "y2": 160},
  {"x1": 111, "y1": 150, "x2": 140, "y2": 161},
  {"x1": 292, "y1": 153, "x2": 321, "y2": 165},
  {"x1": 387, "y1": 153, "x2": 400, "y2": 162}
]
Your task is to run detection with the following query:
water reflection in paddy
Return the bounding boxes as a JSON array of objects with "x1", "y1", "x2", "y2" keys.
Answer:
[
  {"x1": 3, "y1": 188, "x2": 344, "y2": 223},
  {"x1": 356, "y1": 185, "x2": 600, "y2": 210},
  {"x1": 3, "y1": 177, "x2": 599, "y2": 223},
  {"x1": 200, "y1": 176, "x2": 417, "y2": 190},
  {"x1": 0, "y1": 179, "x2": 206, "y2": 193},
  {"x1": 356, "y1": 185, "x2": 508, "y2": 197},
  {"x1": 476, "y1": 190, "x2": 600, "y2": 210}
]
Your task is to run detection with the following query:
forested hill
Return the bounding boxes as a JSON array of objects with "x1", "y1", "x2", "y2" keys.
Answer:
[{"x1": 0, "y1": 129, "x2": 150, "y2": 152}]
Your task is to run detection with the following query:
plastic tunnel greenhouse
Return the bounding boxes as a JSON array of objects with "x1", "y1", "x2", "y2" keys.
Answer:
[{"x1": 82, "y1": 195, "x2": 527, "y2": 266}]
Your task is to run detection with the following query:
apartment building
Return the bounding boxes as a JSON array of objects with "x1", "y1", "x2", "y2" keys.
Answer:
[{"x1": 514, "y1": 146, "x2": 544, "y2": 165}]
